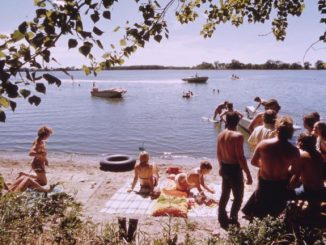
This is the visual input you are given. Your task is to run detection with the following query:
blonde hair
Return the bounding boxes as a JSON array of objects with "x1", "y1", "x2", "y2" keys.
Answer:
[{"x1": 139, "y1": 151, "x2": 149, "y2": 163}]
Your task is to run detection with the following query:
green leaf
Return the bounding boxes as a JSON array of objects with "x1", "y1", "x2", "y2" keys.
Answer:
[
  {"x1": 120, "y1": 39, "x2": 126, "y2": 46},
  {"x1": 154, "y1": 34, "x2": 162, "y2": 43},
  {"x1": 35, "y1": 83, "x2": 46, "y2": 94},
  {"x1": 103, "y1": 0, "x2": 114, "y2": 8},
  {"x1": 19, "y1": 89, "x2": 31, "y2": 98},
  {"x1": 11, "y1": 30, "x2": 24, "y2": 42},
  {"x1": 79, "y1": 45, "x2": 91, "y2": 57},
  {"x1": 82, "y1": 65, "x2": 91, "y2": 76},
  {"x1": 28, "y1": 95, "x2": 41, "y2": 106},
  {"x1": 0, "y1": 96, "x2": 10, "y2": 108},
  {"x1": 43, "y1": 73, "x2": 61, "y2": 86},
  {"x1": 68, "y1": 39, "x2": 78, "y2": 49},
  {"x1": 0, "y1": 110, "x2": 6, "y2": 122},
  {"x1": 0, "y1": 51, "x2": 5, "y2": 58},
  {"x1": 96, "y1": 40, "x2": 104, "y2": 49},
  {"x1": 103, "y1": 11, "x2": 111, "y2": 19},
  {"x1": 9, "y1": 100, "x2": 16, "y2": 111},
  {"x1": 18, "y1": 22, "x2": 28, "y2": 34},
  {"x1": 93, "y1": 26, "x2": 104, "y2": 36},
  {"x1": 113, "y1": 26, "x2": 120, "y2": 32},
  {"x1": 0, "y1": 34, "x2": 8, "y2": 39},
  {"x1": 5, "y1": 82, "x2": 19, "y2": 98},
  {"x1": 91, "y1": 12, "x2": 100, "y2": 23}
]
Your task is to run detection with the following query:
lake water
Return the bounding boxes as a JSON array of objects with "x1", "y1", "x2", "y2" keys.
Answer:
[{"x1": 0, "y1": 70, "x2": 325, "y2": 161}]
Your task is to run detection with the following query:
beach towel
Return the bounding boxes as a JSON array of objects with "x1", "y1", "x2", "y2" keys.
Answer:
[{"x1": 151, "y1": 193, "x2": 188, "y2": 218}]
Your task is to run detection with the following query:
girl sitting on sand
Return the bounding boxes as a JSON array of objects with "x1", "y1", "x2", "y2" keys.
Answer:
[
  {"x1": 173, "y1": 160, "x2": 215, "y2": 197},
  {"x1": 9, "y1": 126, "x2": 55, "y2": 192},
  {"x1": 128, "y1": 151, "x2": 160, "y2": 196}
]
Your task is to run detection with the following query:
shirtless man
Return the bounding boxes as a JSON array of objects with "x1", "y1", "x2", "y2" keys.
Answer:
[
  {"x1": 219, "y1": 102, "x2": 243, "y2": 123},
  {"x1": 213, "y1": 101, "x2": 228, "y2": 121},
  {"x1": 174, "y1": 160, "x2": 214, "y2": 196},
  {"x1": 217, "y1": 111, "x2": 252, "y2": 228},
  {"x1": 248, "y1": 98, "x2": 281, "y2": 133},
  {"x1": 128, "y1": 151, "x2": 159, "y2": 196},
  {"x1": 289, "y1": 133, "x2": 325, "y2": 211},
  {"x1": 242, "y1": 116, "x2": 300, "y2": 219}
]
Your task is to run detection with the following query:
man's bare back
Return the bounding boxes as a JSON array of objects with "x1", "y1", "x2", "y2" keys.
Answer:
[
  {"x1": 252, "y1": 138, "x2": 299, "y2": 181},
  {"x1": 297, "y1": 150, "x2": 324, "y2": 190}
]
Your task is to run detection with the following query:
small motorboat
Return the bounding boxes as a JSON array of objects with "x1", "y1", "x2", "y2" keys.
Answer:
[
  {"x1": 91, "y1": 87, "x2": 127, "y2": 98},
  {"x1": 182, "y1": 75, "x2": 208, "y2": 83},
  {"x1": 239, "y1": 105, "x2": 301, "y2": 133}
]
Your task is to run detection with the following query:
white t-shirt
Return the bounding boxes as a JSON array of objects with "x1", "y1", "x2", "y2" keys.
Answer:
[{"x1": 248, "y1": 123, "x2": 276, "y2": 149}]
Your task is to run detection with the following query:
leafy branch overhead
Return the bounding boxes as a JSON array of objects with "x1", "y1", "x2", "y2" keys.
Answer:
[{"x1": 0, "y1": 0, "x2": 325, "y2": 122}]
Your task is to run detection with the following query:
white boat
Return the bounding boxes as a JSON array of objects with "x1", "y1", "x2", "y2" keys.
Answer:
[
  {"x1": 91, "y1": 87, "x2": 127, "y2": 98},
  {"x1": 239, "y1": 105, "x2": 301, "y2": 133},
  {"x1": 182, "y1": 76, "x2": 208, "y2": 83}
]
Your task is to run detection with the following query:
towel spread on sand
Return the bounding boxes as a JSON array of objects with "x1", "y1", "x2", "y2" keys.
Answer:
[{"x1": 100, "y1": 178, "x2": 221, "y2": 217}]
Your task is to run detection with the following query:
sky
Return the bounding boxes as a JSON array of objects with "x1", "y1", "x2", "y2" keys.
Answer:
[{"x1": 0, "y1": 1, "x2": 325, "y2": 67}]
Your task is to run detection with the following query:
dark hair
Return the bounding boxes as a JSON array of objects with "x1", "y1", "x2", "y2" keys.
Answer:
[
  {"x1": 303, "y1": 112, "x2": 320, "y2": 130},
  {"x1": 262, "y1": 99, "x2": 281, "y2": 112},
  {"x1": 315, "y1": 122, "x2": 326, "y2": 139},
  {"x1": 37, "y1": 126, "x2": 53, "y2": 139},
  {"x1": 297, "y1": 132, "x2": 323, "y2": 163},
  {"x1": 225, "y1": 111, "x2": 240, "y2": 128},
  {"x1": 226, "y1": 102, "x2": 233, "y2": 110},
  {"x1": 263, "y1": 109, "x2": 277, "y2": 125},
  {"x1": 275, "y1": 116, "x2": 294, "y2": 140},
  {"x1": 200, "y1": 160, "x2": 212, "y2": 170}
]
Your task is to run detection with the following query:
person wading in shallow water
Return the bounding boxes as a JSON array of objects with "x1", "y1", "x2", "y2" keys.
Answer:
[{"x1": 217, "y1": 111, "x2": 252, "y2": 229}]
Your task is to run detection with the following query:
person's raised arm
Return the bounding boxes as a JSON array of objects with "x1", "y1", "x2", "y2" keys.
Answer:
[
  {"x1": 235, "y1": 135, "x2": 252, "y2": 185},
  {"x1": 248, "y1": 114, "x2": 262, "y2": 133}
]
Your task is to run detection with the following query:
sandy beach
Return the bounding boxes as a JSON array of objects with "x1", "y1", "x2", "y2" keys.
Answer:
[{"x1": 0, "y1": 152, "x2": 259, "y2": 241}]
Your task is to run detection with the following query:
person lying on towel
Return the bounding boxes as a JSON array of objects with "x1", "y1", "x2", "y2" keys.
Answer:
[
  {"x1": 128, "y1": 151, "x2": 160, "y2": 197},
  {"x1": 173, "y1": 160, "x2": 215, "y2": 197}
]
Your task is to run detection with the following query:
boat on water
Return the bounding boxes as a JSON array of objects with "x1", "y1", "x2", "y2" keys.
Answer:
[
  {"x1": 239, "y1": 105, "x2": 301, "y2": 133},
  {"x1": 182, "y1": 75, "x2": 208, "y2": 83},
  {"x1": 91, "y1": 87, "x2": 127, "y2": 98}
]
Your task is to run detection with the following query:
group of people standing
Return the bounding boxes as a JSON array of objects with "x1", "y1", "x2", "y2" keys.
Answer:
[{"x1": 215, "y1": 98, "x2": 325, "y2": 229}]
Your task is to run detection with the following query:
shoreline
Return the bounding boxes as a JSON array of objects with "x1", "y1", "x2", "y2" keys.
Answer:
[{"x1": 0, "y1": 153, "x2": 258, "y2": 239}]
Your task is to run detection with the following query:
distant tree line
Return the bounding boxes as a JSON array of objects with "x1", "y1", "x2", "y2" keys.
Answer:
[
  {"x1": 195, "y1": 60, "x2": 326, "y2": 70},
  {"x1": 21, "y1": 60, "x2": 326, "y2": 71}
]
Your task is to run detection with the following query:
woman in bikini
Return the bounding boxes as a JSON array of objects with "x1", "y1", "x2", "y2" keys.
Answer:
[
  {"x1": 128, "y1": 151, "x2": 159, "y2": 195},
  {"x1": 9, "y1": 126, "x2": 55, "y2": 192}
]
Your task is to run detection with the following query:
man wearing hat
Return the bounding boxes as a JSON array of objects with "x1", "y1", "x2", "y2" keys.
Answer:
[{"x1": 248, "y1": 98, "x2": 281, "y2": 133}]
